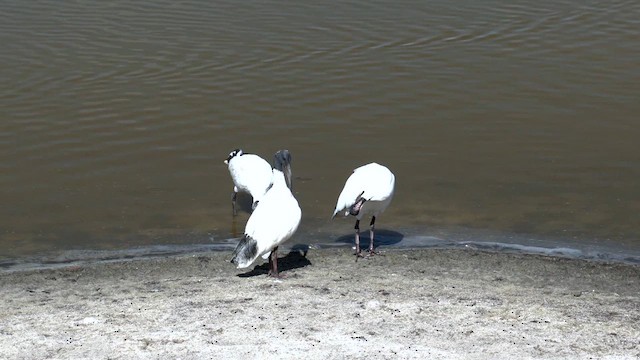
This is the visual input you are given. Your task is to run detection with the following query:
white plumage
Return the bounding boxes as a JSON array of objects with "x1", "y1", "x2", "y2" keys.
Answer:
[
  {"x1": 224, "y1": 149, "x2": 273, "y2": 215},
  {"x1": 231, "y1": 150, "x2": 301, "y2": 277},
  {"x1": 332, "y1": 162, "x2": 395, "y2": 257}
]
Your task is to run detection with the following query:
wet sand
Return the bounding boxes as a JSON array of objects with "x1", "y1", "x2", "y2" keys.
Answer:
[{"x1": 1, "y1": 248, "x2": 639, "y2": 359}]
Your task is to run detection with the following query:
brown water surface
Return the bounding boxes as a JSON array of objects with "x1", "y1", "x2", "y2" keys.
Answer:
[{"x1": 1, "y1": 0, "x2": 639, "y2": 258}]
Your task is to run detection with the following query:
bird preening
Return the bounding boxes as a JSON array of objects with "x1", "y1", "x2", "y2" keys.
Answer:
[
  {"x1": 224, "y1": 149, "x2": 274, "y2": 216},
  {"x1": 332, "y1": 163, "x2": 395, "y2": 259},
  {"x1": 225, "y1": 148, "x2": 395, "y2": 277}
]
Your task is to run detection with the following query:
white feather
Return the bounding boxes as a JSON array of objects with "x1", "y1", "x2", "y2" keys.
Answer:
[
  {"x1": 333, "y1": 163, "x2": 395, "y2": 220},
  {"x1": 226, "y1": 153, "x2": 273, "y2": 204},
  {"x1": 234, "y1": 169, "x2": 302, "y2": 268}
]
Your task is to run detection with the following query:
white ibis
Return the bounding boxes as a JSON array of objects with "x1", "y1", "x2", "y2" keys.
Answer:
[
  {"x1": 332, "y1": 163, "x2": 395, "y2": 258},
  {"x1": 224, "y1": 149, "x2": 273, "y2": 216},
  {"x1": 231, "y1": 150, "x2": 302, "y2": 278}
]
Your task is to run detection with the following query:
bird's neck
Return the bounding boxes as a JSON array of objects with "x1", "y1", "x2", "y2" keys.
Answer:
[
  {"x1": 272, "y1": 170, "x2": 288, "y2": 189},
  {"x1": 272, "y1": 169, "x2": 285, "y2": 184}
]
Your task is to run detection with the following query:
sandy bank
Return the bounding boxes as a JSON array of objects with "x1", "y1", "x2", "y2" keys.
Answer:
[{"x1": 1, "y1": 248, "x2": 639, "y2": 359}]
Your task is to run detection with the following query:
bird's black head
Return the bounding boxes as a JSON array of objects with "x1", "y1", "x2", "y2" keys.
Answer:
[
  {"x1": 274, "y1": 149, "x2": 291, "y2": 169},
  {"x1": 224, "y1": 149, "x2": 243, "y2": 164},
  {"x1": 273, "y1": 149, "x2": 293, "y2": 189}
]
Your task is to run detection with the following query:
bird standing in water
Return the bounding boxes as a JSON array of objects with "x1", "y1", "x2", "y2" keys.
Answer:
[
  {"x1": 231, "y1": 150, "x2": 301, "y2": 278},
  {"x1": 332, "y1": 163, "x2": 395, "y2": 258},
  {"x1": 224, "y1": 149, "x2": 273, "y2": 216}
]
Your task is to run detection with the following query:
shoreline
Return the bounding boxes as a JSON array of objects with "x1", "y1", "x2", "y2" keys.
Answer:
[
  {"x1": 1, "y1": 248, "x2": 639, "y2": 359},
  {"x1": 3, "y1": 224, "x2": 640, "y2": 271},
  {"x1": 2, "y1": 238, "x2": 639, "y2": 274}
]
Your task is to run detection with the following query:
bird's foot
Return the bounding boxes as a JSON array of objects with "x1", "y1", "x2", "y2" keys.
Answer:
[
  {"x1": 366, "y1": 249, "x2": 384, "y2": 257},
  {"x1": 354, "y1": 251, "x2": 366, "y2": 262},
  {"x1": 267, "y1": 271, "x2": 287, "y2": 279}
]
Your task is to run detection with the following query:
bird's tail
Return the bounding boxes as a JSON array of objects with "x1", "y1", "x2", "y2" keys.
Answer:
[{"x1": 230, "y1": 235, "x2": 258, "y2": 269}]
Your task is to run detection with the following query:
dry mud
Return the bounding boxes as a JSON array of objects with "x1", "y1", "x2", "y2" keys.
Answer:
[{"x1": 1, "y1": 248, "x2": 639, "y2": 359}]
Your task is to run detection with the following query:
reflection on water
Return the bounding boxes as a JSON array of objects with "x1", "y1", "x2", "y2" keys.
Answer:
[{"x1": 0, "y1": 0, "x2": 639, "y2": 258}]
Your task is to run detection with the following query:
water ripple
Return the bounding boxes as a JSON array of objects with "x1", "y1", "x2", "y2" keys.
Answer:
[{"x1": 1, "y1": 0, "x2": 639, "y2": 256}]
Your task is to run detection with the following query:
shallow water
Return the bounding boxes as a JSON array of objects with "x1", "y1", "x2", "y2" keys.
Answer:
[{"x1": 1, "y1": 0, "x2": 639, "y2": 260}]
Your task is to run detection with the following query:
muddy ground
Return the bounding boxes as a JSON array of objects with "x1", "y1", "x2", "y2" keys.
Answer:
[{"x1": 1, "y1": 248, "x2": 639, "y2": 359}]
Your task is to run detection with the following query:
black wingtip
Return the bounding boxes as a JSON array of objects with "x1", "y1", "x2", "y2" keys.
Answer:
[{"x1": 231, "y1": 235, "x2": 258, "y2": 266}]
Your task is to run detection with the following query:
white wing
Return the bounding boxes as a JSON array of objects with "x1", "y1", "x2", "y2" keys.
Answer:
[
  {"x1": 333, "y1": 163, "x2": 395, "y2": 217},
  {"x1": 228, "y1": 154, "x2": 273, "y2": 201},
  {"x1": 245, "y1": 172, "x2": 302, "y2": 259}
]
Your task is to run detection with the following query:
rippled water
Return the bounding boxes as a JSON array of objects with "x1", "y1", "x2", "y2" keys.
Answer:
[{"x1": 1, "y1": 0, "x2": 639, "y2": 260}]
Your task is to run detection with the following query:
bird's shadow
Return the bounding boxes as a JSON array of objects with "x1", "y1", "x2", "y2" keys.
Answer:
[
  {"x1": 237, "y1": 246, "x2": 312, "y2": 278},
  {"x1": 334, "y1": 229, "x2": 404, "y2": 247}
]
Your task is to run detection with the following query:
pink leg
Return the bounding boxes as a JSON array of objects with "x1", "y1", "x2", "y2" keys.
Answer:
[
  {"x1": 268, "y1": 247, "x2": 286, "y2": 278},
  {"x1": 354, "y1": 220, "x2": 364, "y2": 261},
  {"x1": 367, "y1": 216, "x2": 383, "y2": 256}
]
